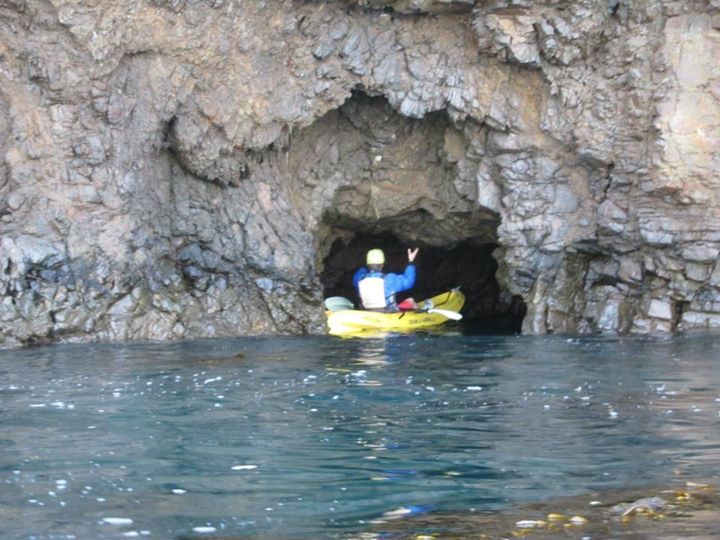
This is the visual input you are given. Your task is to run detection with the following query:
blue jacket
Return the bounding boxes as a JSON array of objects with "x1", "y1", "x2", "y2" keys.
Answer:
[{"x1": 352, "y1": 264, "x2": 416, "y2": 308}]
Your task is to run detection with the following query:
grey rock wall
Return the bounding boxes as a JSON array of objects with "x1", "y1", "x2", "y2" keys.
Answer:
[{"x1": 1, "y1": 0, "x2": 719, "y2": 347}]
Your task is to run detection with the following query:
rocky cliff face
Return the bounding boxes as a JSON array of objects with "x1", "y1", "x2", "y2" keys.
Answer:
[{"x1": 1, "y1": 0, "x2": 719, "y2": 347}]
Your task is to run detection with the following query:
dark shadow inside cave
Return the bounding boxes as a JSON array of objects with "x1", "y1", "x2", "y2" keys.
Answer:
[
  {"x1": 293, "y1": 88, "x2": 526, "y2": 334},
  {"x1": 320, "y1": 231, "x2": 526, "y2": 334}
]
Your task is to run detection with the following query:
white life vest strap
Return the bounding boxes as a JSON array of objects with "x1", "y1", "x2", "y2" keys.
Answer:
[{"x1": 358, "y1": 276, "x2": 386, "y2": 309}]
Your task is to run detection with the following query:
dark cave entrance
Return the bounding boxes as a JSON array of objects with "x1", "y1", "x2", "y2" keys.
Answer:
[
  {"x1": 320, "y1": 231, "x2": 526, "y2": 334},
  {"x1": 292, "y1": 89, "x2": 527, "y2": 333}
]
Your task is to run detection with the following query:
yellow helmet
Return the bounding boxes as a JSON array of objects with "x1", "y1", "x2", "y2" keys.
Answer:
[{"x1": 366, "y1": 248, "x2": 385, "y2": 265}]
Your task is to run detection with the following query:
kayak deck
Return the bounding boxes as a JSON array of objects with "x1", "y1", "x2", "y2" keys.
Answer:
[{"x1": 326, "y1": 290, "x2": 465, "y2": 337}]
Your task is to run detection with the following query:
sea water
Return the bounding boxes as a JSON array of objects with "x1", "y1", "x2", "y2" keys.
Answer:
[{"x1": 1, "y1": 333, "x2": 719, "y2": 539}]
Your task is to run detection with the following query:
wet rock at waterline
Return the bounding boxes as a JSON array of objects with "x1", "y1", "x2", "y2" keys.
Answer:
[
  {"x1": 372, "y1": 482, "x2": 720, "y2": 540},
  {"x1": 1, "y1": 1, "x2": 719, "y2": 347}
]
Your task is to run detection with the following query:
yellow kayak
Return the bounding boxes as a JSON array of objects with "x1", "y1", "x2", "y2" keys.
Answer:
[{"x1": 326, "y1": 290, "x2": 465, "y2": 337}]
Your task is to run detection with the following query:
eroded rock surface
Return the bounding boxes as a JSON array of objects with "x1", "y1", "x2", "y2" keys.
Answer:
[{"x1": 1, "y1": 0, "x2": 719, "y2": 347}]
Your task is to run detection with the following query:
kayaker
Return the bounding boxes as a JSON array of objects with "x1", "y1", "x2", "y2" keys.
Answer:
[{"x1": 353, "y1": 248, "x2": 419, "y2": 312}]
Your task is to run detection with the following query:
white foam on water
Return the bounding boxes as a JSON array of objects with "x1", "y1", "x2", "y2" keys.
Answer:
[
  {"x1": 383, "y1": 507, "x2": 412, "y2": 518},
  {"x1": 231, "y1": 465, "x2": 257, "y2": 470},
  {"x1": 102, "y1": 517, "x2": 133, "y2": 525},
  {"x1": 192, "y1": 526, "x2": 217, "y2": 533},
  {"x1": 171, "y1": 489, "x2": 186, "y2": 494},
  {"x1": 516, "y1": 520, "x2": 543, "y2": 528}
]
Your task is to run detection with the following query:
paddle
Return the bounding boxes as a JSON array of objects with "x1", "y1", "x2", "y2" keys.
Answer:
[
  {"x1": 427, "y1": 308, "x2": 463, "y2": 320},
  {"x1": 416, "y1": 297, "x2": 462, "y2": 320}
]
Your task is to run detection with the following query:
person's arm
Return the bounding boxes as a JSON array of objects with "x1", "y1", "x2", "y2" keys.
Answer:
[
  {"x1": 385, "y1": 248, "x2": 419, "y2": 295},
  {"x1": 384, "y1": 265, "x2": 415, "y2": 297},
  {"x1": 353, "y1": 267, "x2": 368, "y2": 290}
]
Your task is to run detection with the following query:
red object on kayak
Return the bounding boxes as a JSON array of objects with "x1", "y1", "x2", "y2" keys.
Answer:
[{"x1": 398, "y1": 298, "x2": 418, "y2": 311}]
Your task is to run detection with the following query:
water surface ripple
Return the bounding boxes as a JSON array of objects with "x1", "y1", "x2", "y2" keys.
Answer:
[{"x1": 1, "y1": 334, "x2": 719, "y2": 539}]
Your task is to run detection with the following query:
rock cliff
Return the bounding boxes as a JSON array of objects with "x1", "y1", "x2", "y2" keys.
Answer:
[{"x1": 1, "y1": 0, "x2": 719, "y2": 347}]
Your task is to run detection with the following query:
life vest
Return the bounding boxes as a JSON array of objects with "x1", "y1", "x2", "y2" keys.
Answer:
[{"x1": 358, "y1": 275, "x2": 387, "y2": 310}]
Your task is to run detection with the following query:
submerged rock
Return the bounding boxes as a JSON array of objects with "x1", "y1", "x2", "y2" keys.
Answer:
[
  {"x1": 371, "y1": 482, "x2": 719, "y2": 539},
  {"x1": 611, "y1": 496, "x2": 668, "y2": 517},
  {"x1": 1, "y1": 0, "x2": 719, "y2": 347}
]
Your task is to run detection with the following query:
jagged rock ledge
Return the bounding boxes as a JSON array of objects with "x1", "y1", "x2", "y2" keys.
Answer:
[{"x1": 1, "y1": 0, "x2": 719, "y2": 348}]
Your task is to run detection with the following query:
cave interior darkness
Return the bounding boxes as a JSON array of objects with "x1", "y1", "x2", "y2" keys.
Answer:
[
  {"x1": 320, "y1": 231, "x2": 526, "y2": 334},
  {"x1": 295, "y1": 89, "x2": 526, "y2": 334}
]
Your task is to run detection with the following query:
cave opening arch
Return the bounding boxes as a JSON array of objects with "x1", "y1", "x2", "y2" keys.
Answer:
[
  {"x1": 319, "y1": 227, "x2": 526, "y2": 334},
  {"x1": 289, "y1": 89, "x2": 526, "y2": 333}
]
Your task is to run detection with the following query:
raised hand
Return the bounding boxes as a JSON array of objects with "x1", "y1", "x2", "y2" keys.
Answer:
[{"x1": 407, "y1": 247, "x2": 419, "y2": 262}]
